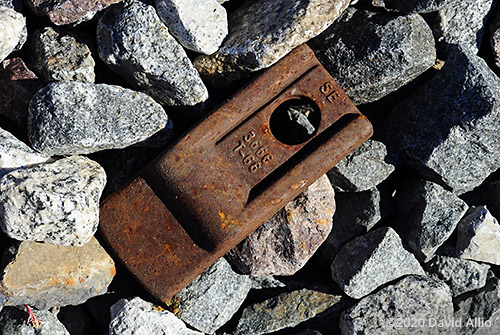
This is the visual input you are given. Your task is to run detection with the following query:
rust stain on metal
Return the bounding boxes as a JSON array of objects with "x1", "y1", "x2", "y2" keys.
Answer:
[{"x1": 99, "y1": 44, "x2": 373, "y2": 302}]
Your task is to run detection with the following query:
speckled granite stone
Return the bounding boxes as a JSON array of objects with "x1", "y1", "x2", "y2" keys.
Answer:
[
  {"x1": 0, "y1": 305, "x2": 70, "y2": 334},
  {"x1": 0, "y1": 6, "x2": 26, "y2": 63},
  {"x1": 0, "y1": 156, "x2": 106, "y2": 246},
  {"x1": 97, "y1": 0, "x2": 208, "y2": 106},
  {"x1": 28, "y1": 81, "x2": 171, "y2": 155}
]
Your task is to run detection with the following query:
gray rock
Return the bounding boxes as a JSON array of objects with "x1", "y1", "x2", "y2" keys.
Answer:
[
  {"x1": 0, "y1": 6, "x2": 26, "y2": 63},
  {"x1": 174, "y1": 258, "x2": 253, "y2": 333},
  {"x1": 28, "y1": 81, "x2": 171, "y2": 155},
  {"x1": 425, "y1": 255, "x2": 490, "y2": 296},
  {"x1": 234, "y1": 289, "x2": 343, "y2": 335},
  {"x1": 316, "y1": 187, "x2": 385, "y2": 268},
  {"x1": 227, "y1": 175, "x2": 335, "y2": 276},
  {"x1": 378, "y1": 0, "x2": 452, "y2": 13},
  {"x1": 0, "y1": 156, "x2": 106, "y2": 246},
  {"x1": 310, "y1": 8, "x2": 435, "y2": 105},
  {"x1": 340, "y1": 275, "x2": 454, "y2": 335},
  {"x1": 109, "y1": 297, "x2": 202, "y2": 335},
  {"x1": 97, "y1": 0, "x2": 208, "y2": 106},
  {"x1": 0, "y1": 127, "x2": 51, "y2": 178},
  {"x1": 194, "y1": 0, "x2": 350, "y2": 86},
  {"x1": 0, "y1": 305, "x2": 69, "y2": 334},
  {"x1": 386, "y1": 44, "x2": 500, "y2": 194},
  {"x1": 29, "y1": 27, "x2": 95, "y2": 83},
  {"x1": 155, "y1": 0, "x2": 227, "y2": 55},
  {"x1": 327, "y1": 139, "x2": 396, "y2": 192},
  {"x1": 456, "y1": 206, "x2": 500, "y2": 265},
  {"x1": 396, "y1": 180, "x2": 468, "y2": 262},
  {"x1": 331, "y1": 227, "x2": 425, "y2": 299},
  {"x1": 454, "y1": 277, "x2": 500, "y2": 335},
  {"x1": 1, "y1": 237, "x2": 115, "y2": 309}
]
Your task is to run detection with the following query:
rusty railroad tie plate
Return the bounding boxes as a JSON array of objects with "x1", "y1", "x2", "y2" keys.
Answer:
[{"x1": 99, "y1": 44, "x2": 373, "y2": 302}]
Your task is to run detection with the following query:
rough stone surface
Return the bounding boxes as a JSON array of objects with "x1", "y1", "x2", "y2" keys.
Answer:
[
  {"x1": 0, "y1": 6, "x2": 26, "y2": 63},
  {"x1": 0, "y1": 58, "x2": 43, "y2": 128},
  {"x1": 456, "y1": 206, "x2": 500, "y2": 265},
  {"x1": 331, "y1": 226, "x2": 425, "y2": 299},
  {"x1": 310, "y1": 8, "x2": 436, "y2": 105},
  {"x1": 0, "y1": 305, "x2": 69, "y2": 334},
  {"x1": 234, "y1": 289, "x2": 343, "y2": 335},
  {"x1": 29, "y1": 27, "x2": 95, "y2": 83},
  {"x1": 227, "y1": 175, "x2": 335, "y2": 276},
  {"x1": 25, "y1": 0, "x2": 121, "y2": 25},
  {"x1": 109, "y1": 297, "x2": 203, "y2": 335},
  {"x1": 0, "y1": 156, "x2": 106, "y2": 246},
  {"x1": 396, "y1": 180, "x2": 468, "y2": 262},
  {"x1": 195, "y1": 0, "x2": 350, "y2": 85},
  {"x1": 327, "y1": 139, "x2": 396, "y2": 192},
  {"x1": 0, "y1": 237, "x2": 115, "y2": 309},
  {"x1": 386, "y1": 45, "x2": 500, "y2": 194},
  {"x1": 174, "y1": 258, "x2": 253, "y2": 333},
  {"x1": 97, "y1": 0, "x2": 208, "y2": 106},
  {"x1": 455, "y1": 277, "x2": 500, "y2": 335},
  {"x1": 340, "y1": 275, "x2": 454, "y2": 335},
  {"x1": 425, "y1": 255, "x2": 490, "y2": 296},
  {"x1": 155, "y1": 0, "x2": 227, "y2": 55},
  {"x1": 378, "y1": 0, "x2": 452, "y2": 13},
  {"x1": 0, "y1": 127, "x2": 51, "y2": 178},
  {"x1": 28, "y1": 81, "x2": 171, "y2": 155}
]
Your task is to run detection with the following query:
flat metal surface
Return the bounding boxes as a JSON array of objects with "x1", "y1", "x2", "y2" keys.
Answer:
[{"x1": 99, "y1": 44, "x2": 373, "y2": 302}]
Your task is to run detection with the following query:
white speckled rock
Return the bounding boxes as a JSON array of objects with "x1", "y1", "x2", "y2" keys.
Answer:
[
  {"x1": 457, "y1": 206, "x2": 500, "y2": 265},
  {"x1": 0, "y1": 127, "x2": 51, "y2": 178},
  {"x1": 109, "y1": 297, "x2": 203, "y2": 335},
  {"x1": 155, "y1": 0, "x2": 227, "y2": 55},
  {"x1": 0, "y1": 6, "x2": 26, "y2": 63},
  {"x1": 0, "y1": 156, "x2": 106, "y2": 246}
]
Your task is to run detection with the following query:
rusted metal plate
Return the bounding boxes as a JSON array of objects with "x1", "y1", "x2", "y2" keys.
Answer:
[{"x1": 99, "y1": 44, "x2": 373, "y2": 302}]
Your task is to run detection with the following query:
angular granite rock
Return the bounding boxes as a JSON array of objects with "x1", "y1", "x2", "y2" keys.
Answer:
[
  {"x1": 378, "y1": 0, "x2": 452, "y2": 13},
  {"x1": 29, "y1": 27, "x2": 95, "y2": 83},
  {"x1": 396, "y1": 180, "x2": 468, "y2": 262},
  {"x1": 0, "y1": 6, "x2": 26, "y2": 63},
  {"x1": 456, "y1": 206, "x2": 500, "y2": 265},
  {"x1": 340, "y1": 275, "x2": 454, "y2": 334},
  {"x1": 155, "y1": 0, "x2": 227, "y2": 55},
  {"x1": 327, "y1": 139, "x2": 396, "y2": 192},
  {"x1": 234, "y1": 289, "x2": 343, "y2": 335},
  {"x1": 109, "y1": 297, "x2": 202, "y2": 335},
  {"x1": 0, "y1": 306, "x2": 69, "y2": 334},
  {"x1": 455, "y1": 277, "x2": 500, "y2": 335},
  {"x1": 0, "y1": 58, "x2": 43, "y2": 128},
  {"x1": 98, "y1": 0, "x2": 208, "y2": 106},
  {"x1": 425, "y1": 255, "x2": 490, "y2": 297},
  {"x1": 331, "y1": 227, "x2": 424, "y2": 299},
  {"x1": 195, "y1": 0, "x2": 350, "y2": 86},
  {"x1": 0, "y1": 127, "x2": 51, "y2": 178},
  {"x1": 227, "y1": 175, "x2": 335, "y2": 276},
  {"x1": 28, "y1": 81, "x2": 170, "y2": 155},
  {"x1": 386, "y1": 45, "x2": 500, "y2": 194},
  {"x1": 0, "y1": 237, "x2": 115, "y2": 309},
  {"x1": 174, "y1": 258, "x2": 253, "y2": 333},
  {"x1": 25, "y1": 0, "x2": 121, "y2": 25},
  {"x1": 0, "y1": 156, "x2": 106, "y2": 246},
  {"x1": 310, "y1": 8, "x2": 436, "y2": 105}
]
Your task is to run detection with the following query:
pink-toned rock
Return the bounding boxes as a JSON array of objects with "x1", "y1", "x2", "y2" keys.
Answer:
[
  {"x1": 25, "y1": 0, "x2": 121, "y2": 25},
  {"x1": 227, "y1": 175, "x2": 335, "y2": 276}
]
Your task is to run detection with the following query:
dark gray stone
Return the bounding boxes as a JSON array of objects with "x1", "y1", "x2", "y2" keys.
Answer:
[
  {"x1": 310, "y1": 8, "x2": 436, "y2": 105},
  {"x1": 396, "y1": 180, "x2": 468, "y2": 262},
  {"x1": 174, "y1": 258, "x2": 253, "y2": 333},
  {"x1": 0, "y1": 305, "x2": 69, "y2": 334},
  {"x1": 340, "y1": 275, "x2": 454, "y2": 335},
  {"x1": 327, "y1": 139, "x2": 396, "y2": 192},
  {"x1": 331, "y1": 227, "x2": 425, "y2": 299},
  {"x1": 28, "y1": 81, "x2": 171, "y2": 155},
  {"x1": 385, "y1": 45, "x2": 500, "y2": 194},
  {"x1": 97, "y1": 0, "x2": 208, "y2": 106},
  {"x1": 425, "y1": 255, "x2": 490, "y2": 296},
  {"x1": 234, "y1": 289, "x2": 343, "y2": 335},
  {"x1": 378, "y1": 0, "x2": 452, "y2": 13}
]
